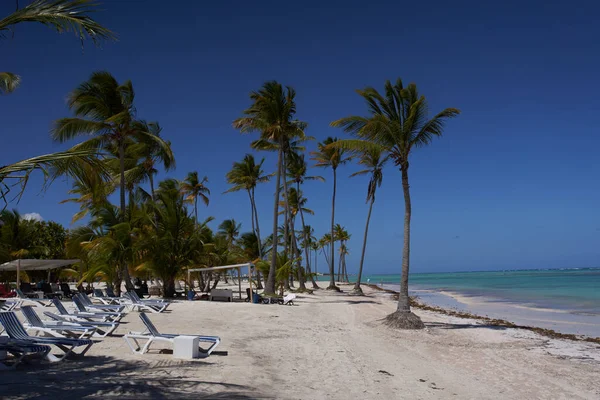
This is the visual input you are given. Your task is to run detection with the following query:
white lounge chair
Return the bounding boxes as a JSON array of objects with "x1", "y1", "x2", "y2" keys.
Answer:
[
  {"x1": 21, "y1": 305, "x2": 97, "y2": 339},
  {"x1": 124, "y1": 313, "x2": 220, "y2": 355},
  {"x1": 72, "y1": 295, "x2": 126, "y2": 320},
  {"x1": 0, "y1": 312, "x2": 94, "y2": 362},
  {"x1": 15, "y1": 289, "x2": 52, "y2": 307},
  {"x1": 122, "y1": 292, "x2": 168, "y2": 313},
  {"x1": 52, "y1": 298, "x2": 123, "y2": 322},
  {"x1": 78, "y1": 293, "x2": 126, "y2": 312}
]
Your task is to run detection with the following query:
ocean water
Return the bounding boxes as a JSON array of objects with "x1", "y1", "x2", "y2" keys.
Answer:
[
  {"x1": 363, "y1": 268, "x2": 600, "y2": 314},
  {"x1": 319, "y1": 268, "x2": 600, "y2": 336}
]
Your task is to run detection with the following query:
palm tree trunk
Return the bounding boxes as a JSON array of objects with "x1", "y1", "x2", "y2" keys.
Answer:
[
  {"x1": 398, "y1": 167, "x2": 411, "y2": 312},
  {"x1": 385, "y1": 166, "x2": 424, "y2": 329},
  {"x1": 289, "y1": 215, "x2": 306, "y2": 290},
  {"x1": 328, "y1": 168, "x2": 338, "y2": 290},
  {"x1": 297, "y1": 182, "x2": 319, "y2": 289},
  {"x1": 250, "y1": 188, "x2": 264, "y2": 289},
  {"x1": 354, "y1": 198, "x2": 374, "y2": 293},
  {"x1": 265, "y1": 146, "x2": 283, "y2": 295},
  {"x1": 194, "y1": 197, "x2": 198, "y2": 226},
  {"x1": 118, "y1": 140, "x2": 133, "y2": 291}
]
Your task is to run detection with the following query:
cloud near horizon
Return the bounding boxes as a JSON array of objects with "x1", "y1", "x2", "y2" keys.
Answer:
[{"x1": 22, "y1": 212, "x2": 43, "y2": 222}]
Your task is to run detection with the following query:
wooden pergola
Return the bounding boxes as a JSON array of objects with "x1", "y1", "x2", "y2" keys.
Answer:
[
  {"x1": 186, "y1": 263, "x2": 255, "y2": 301},
  {"x1": 0, "y1": 259, "x2": 80, "y2": 286}
]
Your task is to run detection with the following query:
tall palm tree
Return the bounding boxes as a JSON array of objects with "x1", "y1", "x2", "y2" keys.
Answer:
[
  {"x1": 233, "y1": 81, "x2": 307, "y2": 295},
  {"x1": 51, "y1": 71, "x2": 171, "y2": 289},
  {"x1": 0, "y1": 0, "x2": 115, "y2": 94},
  {"x1": 181, "y1": 172, "x2": 210, "y2": 224},
  {"x1": 331, "y1": 78, "x2": 460, "y2": 328},
  {"x1": 224, "y1": 154, "x2": 271, "y2": 258},
  {"x1": 349, "y1": 148, "x2": 389, "y2": 294},
  {"x1": 311, "y1": 137, "x2": 351, "y2": 291}
]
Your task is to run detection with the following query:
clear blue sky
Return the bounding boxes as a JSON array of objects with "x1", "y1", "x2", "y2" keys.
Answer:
[{"x1": 2, "y1": 0, "x2": 599, "y2": 274}]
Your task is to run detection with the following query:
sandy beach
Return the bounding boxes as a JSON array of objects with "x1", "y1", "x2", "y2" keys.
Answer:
[{"x1": 2, "y1": 284, "x2": 599, "y2": 399}]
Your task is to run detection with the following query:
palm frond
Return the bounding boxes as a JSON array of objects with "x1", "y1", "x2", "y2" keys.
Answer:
[
  {"x1": 0, "y1": 0, "x2": 116, "y2": 44},
  {"x1": 0, "y1": 72, "x2": 20, "y2": 94}
]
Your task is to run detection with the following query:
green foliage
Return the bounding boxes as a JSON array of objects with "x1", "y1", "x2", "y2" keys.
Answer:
[
  {"x1": 330, "y1": 78, "x2": 460, "y2": 170},
  {"x1": 224, "y1": 154, "x2": 271, "y2": 194}
]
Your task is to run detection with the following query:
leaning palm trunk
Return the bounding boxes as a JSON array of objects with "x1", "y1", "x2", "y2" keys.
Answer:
[
  {"x1": 289, "y1": 215, "x2": 306, "y2": 291},
  {"x1": 354, "y1": 198, "x2": 374, "y2": 294},
  {"x1": 385, "y1": 167, "x2": 424, "y2": 329},
  {"x1": 327, "y1": 169, "x2": 338, "y2": 290},
  {"x1": 265, "y1": 146, "x2": 283, "y2": 295}
]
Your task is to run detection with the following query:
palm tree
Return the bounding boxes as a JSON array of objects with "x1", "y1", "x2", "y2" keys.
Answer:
[
  {"x1": 181, "y1": 172, "x2": 210, "y2": 224},
  {"x1": 233, "y1": 81, "x2": 307, "y2": 295},
  {"x1": 0, "y1": 0, "x2": 115, "y2": 94},
  {"x1": 311, "y1": 137, "x2": 351, "y2": 291},
  {"x1": 286, "y1": 151, "x2": 322, "y2": 288},
  {"x1": 51, "y1": 72, "x2": 172, "y2": 289},
  {"x1": 218, "y1": 219, "x2": 242, "y2": 248},
  {"x1": 126, "y1": 121, "x2": 175, "y2": 200},
  {"x1": 224, "y1": 154, "x2": 271, "y2": 259},
  {"x1": 333, "y1": 224, "x2": 350, "y2": 282},
  {"x1": 331, "y1": 78, "x2": 460, "y2": 328},
  {"x1": 349, "y1": 147, "x2": 389, "y2": 294},
  {"x1": 136, "y1": 179, "x2": 204, "y2": 297}
]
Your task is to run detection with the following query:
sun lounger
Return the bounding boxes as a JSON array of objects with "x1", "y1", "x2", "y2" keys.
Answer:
[
  {"x1": 124, "y1": 313, "x2": 220, "y2": 355},
  {"x1": 0, "y1": 337, "x2": 50, "y2": 370},
  {"x1": 52, "y1": 298, "x2": 123, "y2": 322},
  {"x1": 15, "y1": 289, "x2": 52, "y2": 307},
  {"x1": 122, "y1": 292, "x2": 168, "y2": 313},
  {"x1": 77, "y1": 293, "x2": 126, "y2": 312},
  {"x1": 126, "y1": 290, "x2": 169, "y2": 306},
  {"x1": 72, "y1": 295, "x2": 127, "y2": 319},
  {"x1": 21, "y1": 306, "x2": 97, "y2": 339},
  {"x1": 0, "y1": 311, "x2": 94, "y2": 362},
  {"x1": 92, "y1": 289, "x2": 122, "y2": 305},
  {"x1": 1, "y1": 299, "x2": 21, "y2": 312},
  {"x1": 43, "y1": 311, "x2": 118, "y2": 337}
]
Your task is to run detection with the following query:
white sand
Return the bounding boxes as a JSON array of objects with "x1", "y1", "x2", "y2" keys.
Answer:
[{"x1": 1, "y1": 284, "x2": 599, "y2": 399}]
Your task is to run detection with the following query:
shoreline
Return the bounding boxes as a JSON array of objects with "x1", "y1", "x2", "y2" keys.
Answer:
[{"x1": 365, "y1": 284, "x2": 600, "y2": 344}]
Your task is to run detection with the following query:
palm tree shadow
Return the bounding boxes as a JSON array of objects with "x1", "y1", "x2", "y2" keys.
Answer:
[{"x1": 0, "y1": 355, "x2": 264, "y2": 399}]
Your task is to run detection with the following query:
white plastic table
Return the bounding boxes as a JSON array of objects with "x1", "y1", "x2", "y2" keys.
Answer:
[{"x1": 173, "y1": 335, "x2": 199, "y2": 359}]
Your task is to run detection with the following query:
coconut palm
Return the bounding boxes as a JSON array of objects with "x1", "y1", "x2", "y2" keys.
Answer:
[
  {"x1": 349, "y1": 147, "x2": 389, "y2": 294},
  {"x1": 0, "y1": 0, "x2": 115, "y2": 94},
  {"x1": 126, "y1": 121, "x2": 175, "y2": 201},
  {"x1": 224, "y1": 154, "x2": 271, "y2": 258},
  {"x1": 218, "y1": 219, "x2": 242, "y2": 248},
  {"x1": 310, "y1": 137, "x2": 351, "y2": 290},
  {"x1": 51, "y1": 72, "x2": 172, "y2": 289},
  {"x1": 233, "y1": 81, "x2": 307, "y2": 295},
  {"x1": 181, "y1": 172, "x2": 210, "y2": 224},
  {"x1": 331, "y1": 78, "x2": 460, "y2": 328},
  {"x1": 136, "y1": 179, "x2": 204, "y2": 297},
  {"x1": 333, "y1": 224, "x2": 350, "y2": 282}
]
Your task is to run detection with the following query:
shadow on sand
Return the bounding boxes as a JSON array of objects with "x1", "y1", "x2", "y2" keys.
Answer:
[{"x1": 0, "y1": 355, "x2": 265, "y2": 399}]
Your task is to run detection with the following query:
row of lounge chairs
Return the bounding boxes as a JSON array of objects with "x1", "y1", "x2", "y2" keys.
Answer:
[{"x1": 1, "y1": 289, "x2": 221, "y2": 369}]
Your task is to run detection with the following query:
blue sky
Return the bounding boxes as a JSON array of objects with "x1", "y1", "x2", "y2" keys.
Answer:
[{"x1": 2, "y1": 0, "x2": 599, "y2": 274}]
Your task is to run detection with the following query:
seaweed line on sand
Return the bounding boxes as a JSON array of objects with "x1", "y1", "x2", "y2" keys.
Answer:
[{"x1": 365, "y1": 284, "x2": 600, "y2": 345}]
